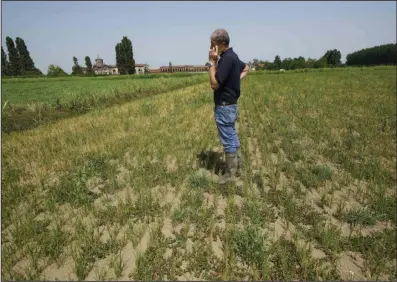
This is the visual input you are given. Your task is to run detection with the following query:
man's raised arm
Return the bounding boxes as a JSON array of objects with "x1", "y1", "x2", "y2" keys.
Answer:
[
  {"x1": 208, "y1": 46, "x2": 220, "y2": 90},
  {"x1": 209, "y1": 47, "x2": 233, "y2": 91}
]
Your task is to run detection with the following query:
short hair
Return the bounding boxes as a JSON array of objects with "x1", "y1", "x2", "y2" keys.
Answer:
[{"x1": 211, "y1": 29, "x2": 230, "y2": 46}]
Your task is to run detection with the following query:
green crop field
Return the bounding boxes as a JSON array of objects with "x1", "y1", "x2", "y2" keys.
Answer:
[
  {"x1": 1, "y1": 73, "x2": 208, "y2": 133},
  {"x1": 1, "y1": 67, "x2": 396, "y2": 280},
  {"x1": 1, "y1": 73, "x2": 206, "y2": 105}
]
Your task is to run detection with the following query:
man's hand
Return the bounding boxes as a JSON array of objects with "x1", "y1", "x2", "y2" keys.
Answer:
[
  {"x1": 208, "y1": 45, "x2": 220, "y2": 90},
  {"x1": 209, "y1": 45, "x2": 219, "y2": 64}
]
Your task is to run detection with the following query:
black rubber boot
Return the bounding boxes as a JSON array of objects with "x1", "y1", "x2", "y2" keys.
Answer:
[{"x1": 219, "y1": 152, "x2": 238, "y2": 185}]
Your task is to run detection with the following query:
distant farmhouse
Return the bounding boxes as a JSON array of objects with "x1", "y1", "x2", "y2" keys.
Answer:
[
  {"x1": 84, "y1": 55, "x2": 209, "y2": 75},
  {"x1": 149, "y1": 65, "x2": 209, "y2": 73},
  {"x1": 85, "y1": 55, "x2": 147, "y2": 75}
]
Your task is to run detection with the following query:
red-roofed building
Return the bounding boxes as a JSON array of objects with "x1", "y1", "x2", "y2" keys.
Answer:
[
  {"x1": 148, "y1": 68, "x2": 161, "y2": 73},
  {"x1": 149, "y1": 65, "x2": 208, "y2": 73}
]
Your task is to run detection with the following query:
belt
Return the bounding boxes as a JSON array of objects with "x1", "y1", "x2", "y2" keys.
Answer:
[{"x1": 216, "y1": 102, "x2": 236, "y2": 106}]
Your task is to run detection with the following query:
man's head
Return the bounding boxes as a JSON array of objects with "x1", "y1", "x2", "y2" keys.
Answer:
[{"x1": 210, "y1": 29, "x2": 230, "y2": 54}]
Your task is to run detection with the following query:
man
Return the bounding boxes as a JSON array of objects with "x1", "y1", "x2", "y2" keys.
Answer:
[{"x1": 208, "y1": 28, "x2": 249, "y2": 184}]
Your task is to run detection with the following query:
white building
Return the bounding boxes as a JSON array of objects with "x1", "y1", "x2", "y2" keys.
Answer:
[{"x1": 88, "y1": 55, "x2": 147, "y2": 75}]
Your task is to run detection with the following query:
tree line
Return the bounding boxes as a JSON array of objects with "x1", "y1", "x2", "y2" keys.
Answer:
[
  {"x1": 346, "y1": 43, "x2": 397, "y2": 66},
  {"x1": 2, "y1": 38, "x2": 396, "y2": 77},
  {"x1": 252, "y1": 49, "x2": 343, "y2": 71},
  {"x1": 2, "y1": 36, "x2": 137, "y2": 77},
  {"x1": 250, "y1": 44, "x2": 396, "y2": 71}
]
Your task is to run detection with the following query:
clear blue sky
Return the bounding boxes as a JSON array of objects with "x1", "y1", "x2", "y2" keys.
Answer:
[{"x1": 2, "y1": 1, "x2": 396, "y2": 74}]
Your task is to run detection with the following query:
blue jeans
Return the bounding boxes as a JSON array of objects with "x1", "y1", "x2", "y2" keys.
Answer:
[{"x1": 214, "y1": 104, "x2": 241, "y2": 153}]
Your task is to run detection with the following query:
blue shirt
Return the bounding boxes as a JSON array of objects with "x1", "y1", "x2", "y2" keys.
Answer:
[{"x1": 214, "y1": 48, "x2": 246, "y2": 105}]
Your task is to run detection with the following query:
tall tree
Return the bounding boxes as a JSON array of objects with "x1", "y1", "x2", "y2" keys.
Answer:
[
  {"x1": 71, "y1": 56, "x2": 83, "y2": 75},
  {"x1": 15, "y1": 37, "x2": 35, "y2": 75},
  {"x1": 273, "y1": 55, "x2": 281, "y2": 69},
  {"x1": 322, "y1": 49, "x2": 342, "y2": 66},
  {"x1": 85, "y1": 56, "x2": 94, "y2": 75},
  {"x1": 1, "y1": 46, "x2": 10, "y2": 76},
  {"x1": 5, "y1": 37, "x2": 21, "y2": 76},
  {"x1": 115, "y1": 36, "x2": 135, "y2": 75}
]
